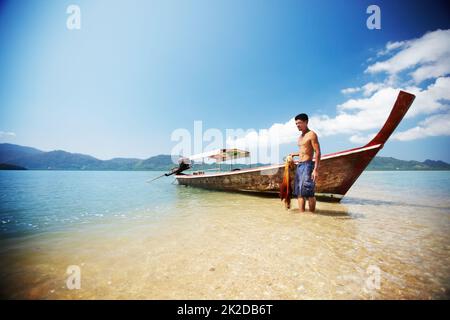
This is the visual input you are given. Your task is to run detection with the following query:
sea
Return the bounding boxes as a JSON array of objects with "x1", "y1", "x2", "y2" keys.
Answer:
[{"x1": 0, "y1": 170, "x2": 449, "y2": 299}]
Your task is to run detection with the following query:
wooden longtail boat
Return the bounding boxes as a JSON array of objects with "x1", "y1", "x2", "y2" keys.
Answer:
[{"x1": 175, "y1": 91, "x2": 416, "y2": 202}]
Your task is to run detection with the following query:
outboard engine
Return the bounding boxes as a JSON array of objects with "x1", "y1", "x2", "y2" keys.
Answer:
[
  {"x1": 166, "y1": 158, "x2": 191, "y2": 176},
  {"x1": 147, "y1": 158, "x2": 191, "y2": 183}
]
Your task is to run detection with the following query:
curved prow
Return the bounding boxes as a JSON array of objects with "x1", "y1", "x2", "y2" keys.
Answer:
[{"x1": 366, "y1": 90, "x2": 415, "y2": 147}]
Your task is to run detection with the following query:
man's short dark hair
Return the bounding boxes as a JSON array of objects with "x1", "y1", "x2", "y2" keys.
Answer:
[{"x1": 295, "y1": 113, "x2": 308, "y2": 122}]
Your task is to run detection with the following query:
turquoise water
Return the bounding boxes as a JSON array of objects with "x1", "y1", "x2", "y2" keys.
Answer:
[
  {"x1": 1, "y1": 170, "x2": 449, "y2": 239},
  {"x1": 344, "y1": 170, "x2": 450, "y2": 209},
  {"x1": 0, "y1": 170, "x2": 449, "y2": 299},
  {"x1": 0, "y1": 171, "x2": 179, "y2": 238}
]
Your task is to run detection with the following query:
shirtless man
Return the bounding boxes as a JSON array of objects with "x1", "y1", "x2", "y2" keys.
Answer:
[{"x1": 289, "y1": 113, "x2": 321, "y2": 213}]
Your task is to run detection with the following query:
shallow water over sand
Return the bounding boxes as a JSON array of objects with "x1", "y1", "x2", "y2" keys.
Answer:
[{"x1": 0, "y1": 171, "x2": 449, "y2": 299}]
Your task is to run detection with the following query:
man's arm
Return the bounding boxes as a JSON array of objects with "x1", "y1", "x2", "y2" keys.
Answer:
[
  {"x1": 311, "y1": 133, "x2": 321, "y2": 182},
  {"x1": 289, "y1": 136, "x2": 301, "y2": 158}
]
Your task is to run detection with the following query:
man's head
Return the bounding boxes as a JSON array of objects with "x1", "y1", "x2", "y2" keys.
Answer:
[{"x1": 295, "y1": 113, "x2": 309, "y2": 132}]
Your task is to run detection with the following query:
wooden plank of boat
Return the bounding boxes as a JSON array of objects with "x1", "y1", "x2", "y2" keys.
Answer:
[{"x1": 175, "y1": 90, "x2": 416, "y2": 202}]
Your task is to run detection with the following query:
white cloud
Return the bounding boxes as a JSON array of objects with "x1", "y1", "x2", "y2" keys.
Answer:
[
  {"x1": 404, "y1": 77, "x2": 450, "y2": 117},
  {"x1": 392, "y1": 113, "x2": 450, "y2": 141},
  {"x1": 226, "y1": 119, "x2": 298, "y2": 149},
  {"x1": 410, "y1": 56, "x2": 450, "y2": 83},
  {"x1": 366, "y1": 29, "x2": 450, "y2": 83},
  {"x1": 325, "y1": 76, "x2": 450, "y2": 138},
  {"x1": 0, "y1": 131, "x2": 16, "y2": 138},
  {"x1": 227, "y1": 87, "x2": 401, "y2": 147},
  {"x1": 377, "y1": 40, "x2": 408, "y2": 56},
  {"x1": 229, "y1": 77, "x2": 450, "y2": 149},
  {"x1": 361, "y1": 82, "x2": 385, "y2": 96},
  {"x1": 341, "y1": 87, "x2": 360, "y2": 95},
  {"x1": 312, "y1": 87, "x2": 401, "y2": 136},
  {"x1": 228, "y1": 29, "x2": 450, "y2": 150},
  {"x1": 336, "y1": 29, "x2": 450, "y2": 143},
  {"x1": 349, "y1": 133, "x2": 376, "y2": 144},
  {"x1": 341, "y1": 82, "x2": 385, "y2": 97}
]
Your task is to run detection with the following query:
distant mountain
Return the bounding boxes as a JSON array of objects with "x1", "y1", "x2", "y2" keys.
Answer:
[
  {"x1": 0, "y1": 143, "x2": 43, "y2": 164},
  {"x1": 366, "y1": 156, "x2": 450, "y2": 171},
  {"x1": 0, "y1": 163, "x2": 27, "y2": 170},
  {"x1": 1, "y1": 143, "x2": 449, "y2": 171},
  {"x1": 0, "y1": 143, "x2": 177, "y2": 171}
]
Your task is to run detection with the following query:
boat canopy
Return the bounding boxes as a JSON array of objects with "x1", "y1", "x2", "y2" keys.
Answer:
[{"x1": 188, "y1": 148, "x2": 250, "y2": 163}]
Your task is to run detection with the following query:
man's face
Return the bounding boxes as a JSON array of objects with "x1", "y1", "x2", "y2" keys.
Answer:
[{"x1": 295, "y1": 119, "x2": 308, "y2": 132}]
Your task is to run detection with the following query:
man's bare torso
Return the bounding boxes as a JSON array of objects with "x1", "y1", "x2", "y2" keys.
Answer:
[{"x1": 297, "y1": 130, "x2": 316, "y2": 162}]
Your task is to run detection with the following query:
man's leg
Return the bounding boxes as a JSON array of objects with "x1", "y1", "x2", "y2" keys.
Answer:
[
  {"x1": 308, "y1": 196, "x2": 316, "y2": 212},
  {"x1": 298, "y1": 197, "x2": 306, "y2": 212}
]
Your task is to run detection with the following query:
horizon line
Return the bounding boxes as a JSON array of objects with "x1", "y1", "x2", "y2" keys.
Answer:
[{"x1": 0, "y1": 142, "x2": 448, "y2": 164}]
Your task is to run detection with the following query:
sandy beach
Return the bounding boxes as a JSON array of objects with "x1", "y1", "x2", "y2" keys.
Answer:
[{"x1": 0, "y1": 170, "x2": 449, "y2": 299}]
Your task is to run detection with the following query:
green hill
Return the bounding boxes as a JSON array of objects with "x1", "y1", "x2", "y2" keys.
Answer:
[
  {"x1": 366, "y1": 156, "x2": 450, "y2": 171},
  {"x1": 0, "y1": 163, "x2": 27, "y2": 170},
  {"x1": 1, "y1": 143, "x2": 449, "y2": 171},
  {"x1": 0, "y1": 143, "x2": 177, "y2": 170}
]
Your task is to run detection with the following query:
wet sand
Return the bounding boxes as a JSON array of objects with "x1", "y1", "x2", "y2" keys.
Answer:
[{"x1": 0, "y1": 171, "x2": 449, "y2": 299}]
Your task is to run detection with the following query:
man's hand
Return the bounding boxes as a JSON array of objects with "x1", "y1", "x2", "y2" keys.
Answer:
[{"x1": 312, "y1": 169, "x2": 318, "y2": 182}]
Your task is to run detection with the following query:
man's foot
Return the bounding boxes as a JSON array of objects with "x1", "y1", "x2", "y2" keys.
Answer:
[
  {"x1": 298, "y1": 197, "x2": 306, "y2": 213},
  {"x1": 308, "y1": 197, "x2": 316, "y2": 212}
]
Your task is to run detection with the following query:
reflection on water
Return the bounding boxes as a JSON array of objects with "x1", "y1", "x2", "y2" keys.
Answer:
[{"x1": 0, "y1": 171, "x2": 449, "y2": 299}]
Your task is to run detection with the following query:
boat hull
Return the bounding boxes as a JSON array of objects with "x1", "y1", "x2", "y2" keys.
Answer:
[
  {"x1": 176, "y1": 144, "x2": 382, "y2": 202},
  {"x1": 175, "y1": 91, "x2": 416, "y2": 202}
]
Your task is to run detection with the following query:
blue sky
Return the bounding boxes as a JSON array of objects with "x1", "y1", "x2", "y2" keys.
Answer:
[{"x1": 0, "y1": 0, "x2": 449, "y2": 161}]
